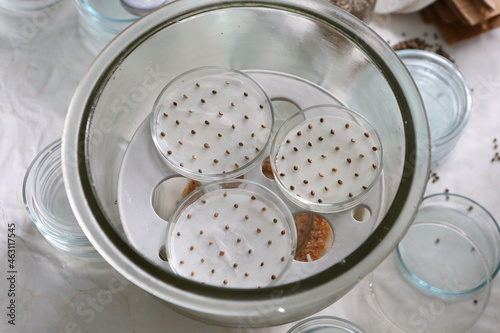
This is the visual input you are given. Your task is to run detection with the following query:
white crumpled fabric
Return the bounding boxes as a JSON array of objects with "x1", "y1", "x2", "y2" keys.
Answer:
[{"x1": 0, "y1": 2, "x2": 498, "y2": 332}]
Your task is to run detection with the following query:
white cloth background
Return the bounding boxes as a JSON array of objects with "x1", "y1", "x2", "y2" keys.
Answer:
[{"x1": 0, "y1": 2, "x2": 498, "y2": 332}]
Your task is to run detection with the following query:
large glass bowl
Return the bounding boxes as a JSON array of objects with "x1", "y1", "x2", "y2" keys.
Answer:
[{"x1": 62, "y1": 0, "x2": 429, "y2": 327}]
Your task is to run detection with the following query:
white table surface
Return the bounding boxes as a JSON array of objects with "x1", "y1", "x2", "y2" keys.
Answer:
[{"x1": 0, "y1": 2, "x2": 498, "y2": 332}]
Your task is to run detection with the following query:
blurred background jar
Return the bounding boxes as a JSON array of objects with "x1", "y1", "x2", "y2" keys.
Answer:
[
  {"x1": 0, "y1": 0, "x2": 65, "y2": 16},
  {"x1": 327, "y1": 0, "x2": 377, "y2": 22},
  {"x1": 374, "y1": 0, "x2": 436, "y2": 14}
]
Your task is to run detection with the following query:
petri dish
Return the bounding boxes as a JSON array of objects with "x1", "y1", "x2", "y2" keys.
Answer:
[
  {"x1": 165, "y1": 179, "x2": 296, "y2": 288},
  {"x1": 397, "y1": 50, "x2": 472, "y2": 168},
  {"x1": 287, "y1": 316, "x2": 366, "y2": 333},
  {"x1": 371, "y1": 193, "x2": 499, "y2": 332},
  {"x1": 23, "y1": 140, "x2": 101, "y2": 260},
  {"x1": 270, "y1": 104, "x2": 382, "y2": 213},
  {"x1": 151, "y1": 67, "x2": 274, "y2": 183},
  {"x1": 75, "y1": 0, "x2": 138, "y2": 54}
]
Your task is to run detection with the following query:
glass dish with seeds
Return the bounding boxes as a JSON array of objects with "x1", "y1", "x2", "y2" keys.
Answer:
[
  {"x1": 151, "y1": 67, "x2": 274, "y2": 182},
  {"x1": 165, "y1": 179, "x2": 296, "y2": 288},
  {"x1": 270, "y1": 104, "x2": 383, "y2": 213}
]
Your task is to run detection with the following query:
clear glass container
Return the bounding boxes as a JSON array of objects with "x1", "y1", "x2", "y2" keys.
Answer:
[
  {"x1": 75, "y1": 0, "x2": 138, "y2": 54},
  {"x1": 0, "y1": 0, "x2": 64, "y2": 16},
  {"x1": 397, "y1": 50, "x2": 472, "y2": 168},
  {"x1": 62, "y1": 0, "x2": 430, "y2": 327},
  {"x1": 371, "y1": 193, "x2": 499, "y2": 332},
  {"x1": 22, "y1": 140, "x2": 101, "y2": 260},
  {"x1": 271, "y1": 104, "x2": 383, "y2": 213},
  {"x1": 151, "y1": 67, "x2": 274, "y2": 182},
  {"x1": 287, "y1": 316, "x2": 366, "y2": 333}
]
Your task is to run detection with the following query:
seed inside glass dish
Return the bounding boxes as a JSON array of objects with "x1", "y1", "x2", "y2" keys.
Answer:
[
  {"x1": 272, "y1": 106, "x2": 383, "y2": 212},
  {"x1": 167, "y1": 182, "x2": 295, "y2": 288},
  {"x1": 152, "y1": 67, "x2": 273, "y2": 181}
]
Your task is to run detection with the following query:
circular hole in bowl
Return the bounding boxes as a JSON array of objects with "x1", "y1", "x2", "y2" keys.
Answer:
[
  {"x1": 293, "y1": 212, "x2": 334, "y2": 262},
  {"x1": 261, "y1": 157, "x2": 275, "y2": 180},
  {"x1": 271, "y1": 99, "x2": 301, "y2": 130},
  {"x1": 351, "y1": 205, "x2": 371, "y2": 223},
  {"x1": 152, "y1": 176, "x2": 198, "y2": 221},
  {"x1": 159, "y1": 245, "x2": 168, "y2": 262}
]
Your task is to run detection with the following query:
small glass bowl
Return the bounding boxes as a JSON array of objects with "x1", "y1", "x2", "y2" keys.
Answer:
[
  {"x1": 165, "y1": 179, "x2": 296, "y2": 288},
  {"x1": 23, "y1": 140, "x2": 101, "y2": 260},
  {"x1": 397, "y1": 50, "x2": 472, "y2": 168},
  {"x1": 0, "y1": 0, "x2": 64, "y2": 16},
  {"x1": 287, "y1": 316, "x2": 366, "y2": 333},
  {"x1": 371, "y1": 193, "x2": 499, "y2": 332},
  {"x1": 75, "y1": 0, "x2": 138, "y2": 54},
  {"x1": 151, "y1": 67, "x2": 274, "y2": 183},
  {"x1": 270, "y1": 104, "x2": 382, "y2": 213}
]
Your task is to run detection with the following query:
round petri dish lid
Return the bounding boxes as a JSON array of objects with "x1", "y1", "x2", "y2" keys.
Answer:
[
  {"x1": 270, "y1": 104, "x2": 383, "y2": 213},
  {"x1": 407, "y1": 193, "x2": 500, "y2": 284},
  {"x1": 287, "y1": 316, "x2": 366, "y2": 333},
  {"x1": 370, "y1": 193, "x2": 498, "y2": 332},
  {"x1": 165, "y1": 179, "x2": 296, "y2": 288},
  {"x1": 151, "y1": 67, "x2": 274, "y2": 182},
  {"x1": 371, "y1": 249, "x2": 491, "y2": 333}
]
